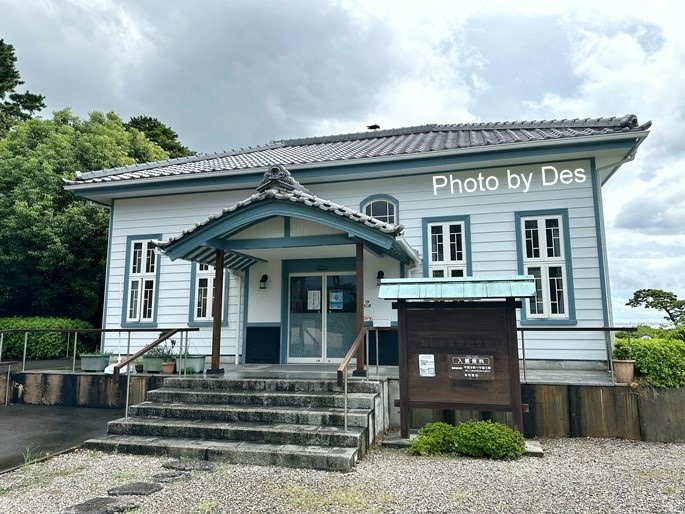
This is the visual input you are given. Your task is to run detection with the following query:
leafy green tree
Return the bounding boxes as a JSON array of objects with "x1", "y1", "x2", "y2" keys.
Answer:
[
  {"x1": 126, "y1": 115, "x2": 194, "y2": 158},
  {"x1": 626, "y1": 289, "x2": 685, "y2": 327},
  {"x1": 0, "y1": 39, "x2": 45, "y2": 137},
  {"x1": 0, "y1": 109, "x2": 168, "y2": 324}
]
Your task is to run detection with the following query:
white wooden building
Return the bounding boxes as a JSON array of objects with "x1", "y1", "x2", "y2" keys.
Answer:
[{"x1": 65, "y1": 115, "x2": 651, "y2": 368}]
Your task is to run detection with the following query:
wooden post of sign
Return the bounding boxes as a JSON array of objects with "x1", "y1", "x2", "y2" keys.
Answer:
[
  {"x1": 397, "y1": 299, "x2": 410, "y2": 438},
  {"x1": 208, "y1": 249, "x2": 225, "y2": 374},
  {"x1": 353, "y1": 242, "x2": 365, "y2": 375},
  {"x1": 506, "y1": 297, "x2": 524, "y2": 431}
]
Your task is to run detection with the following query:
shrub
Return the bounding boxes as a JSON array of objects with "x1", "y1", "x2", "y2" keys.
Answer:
[
  {"x1": 408, "y1": 420, "x2": 526, "y2": 460},
  {"x1": 407, "y1": 422, "x2": 459, "y2": 455},
  {"x1": 612, "y1": 338, "x2": 635, "y2": 360},
  {"x1": 614, "y1": 335, "x2": 685, "y2": 389},
  {"x1": 0, "y1": 317, "x2": 94, "y2": 359},
  {"x1": 453, "y1": 419, "x2": 526, "y2": 460},
  {"x1": 632, "y1": 338, "x2": 685, "y2": 389},
  {"x1": 616, "y1": 325, "x2": 685, "y2": 342}
]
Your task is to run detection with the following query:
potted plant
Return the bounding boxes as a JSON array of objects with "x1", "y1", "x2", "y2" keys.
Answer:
[
  {"x1": 612, "y1": 337, "x2": 636, "y2": 384},
  {"x1": 134, "y1": 359, "x2": 144, "y2": 373},
  {"x1": 143, "y1": 344, "x2": 176, "y2": 373},
  {"x1": 161, "y1": 359, "x2": 176, "y2": 374},
  {"x1": 80, "y1": 350, "x2": 111, "y2": 372},
  {"x1": 178, "y1": 354, "x2": 207, "y2": 375}
]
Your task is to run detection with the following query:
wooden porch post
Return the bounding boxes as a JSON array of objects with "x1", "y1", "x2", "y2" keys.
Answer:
[
  {"x1": 209, "y1": 249, "x2": 225, "y2": 373},
  {"x1": 355, "y1": 242, "x2": 365, "y2": 374}
]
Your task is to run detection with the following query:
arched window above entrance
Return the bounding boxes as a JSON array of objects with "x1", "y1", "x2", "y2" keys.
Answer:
[{"x1": 360, "y1": 195, "x2": 399, "y2": 225}]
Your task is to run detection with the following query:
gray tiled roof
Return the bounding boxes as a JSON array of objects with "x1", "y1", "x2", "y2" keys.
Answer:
[{"x1": 69, "y1": 115, "x2": 651, "y2": 185}]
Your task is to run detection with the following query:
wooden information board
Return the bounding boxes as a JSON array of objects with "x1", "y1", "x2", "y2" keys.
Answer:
[{"x1": 397, "y1": 299, "x2": 523, "y2": 437}]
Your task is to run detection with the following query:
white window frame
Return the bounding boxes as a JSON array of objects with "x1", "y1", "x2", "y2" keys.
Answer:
[
  {"x1": 361, "y1": 196, "x2": 398, "y2": 225},
  {"x1": 126, "y1": 239, "x2": 158, "y2": 323},
  {"x1": 427, "y1": 221, "x2": 467, "y2": 278},
  {"x1": 194, "y1": 263, "x2": 215, "y2": 322},
  {"x1": 521, "y1": 215, "x2": 568, "y2": 319},
  {"x1": 189, "y1": 262, "x2": 228, "y2": 326}
]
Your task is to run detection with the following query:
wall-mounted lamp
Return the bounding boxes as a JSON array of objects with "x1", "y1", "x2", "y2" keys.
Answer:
[
  {"x1": 376, "y1": 270, "x2": 385, "y2": 286},
  {"x1": 259, "y1": 274, "x2": 269, "y2": 289}
]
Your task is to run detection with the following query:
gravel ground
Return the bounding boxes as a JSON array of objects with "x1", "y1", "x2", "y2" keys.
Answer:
[{"x1": 0, "y1": 438, "x2": 684, "y2": 514}]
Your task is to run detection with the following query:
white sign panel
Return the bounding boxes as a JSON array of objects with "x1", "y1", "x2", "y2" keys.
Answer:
[{"x1": 419, "y1": 354, "x2": 435, "y2": 377}]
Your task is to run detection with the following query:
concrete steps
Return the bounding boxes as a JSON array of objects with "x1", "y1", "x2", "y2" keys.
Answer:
[
  {"x1": 85, "y1": 377, "x2": 383, "y2": 472},
  {"x1": 146, "y1": 388, "x2": 376, "y2": 409},
  {"x1": 106, "y1": 418, "x2": 365, "y2": 447},
  {"x1": 86, "y1": 434, "x2": 358, "y2": 472}
]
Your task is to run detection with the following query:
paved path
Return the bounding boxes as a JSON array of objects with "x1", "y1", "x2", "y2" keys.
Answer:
[{"x1": 0, "y1": 404, "x2": 123, "y2": 473}]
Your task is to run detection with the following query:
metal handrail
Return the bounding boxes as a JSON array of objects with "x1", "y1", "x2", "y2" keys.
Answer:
[
  {"x1": 517, "y1": 326, "x2": 638, "y2": 384},
  {"x1": 112, "y1": 329, "x2": 184, "y2": 379},
  {"x1": 112, "y1": 328, "x2": 200, "y2": 420},
  {"x1": 0, "y1": 328, "x2": 198, "y2": 372},
  {"x1": 336, "y1": 327, "x2": 369, "y2": 432},
  {"x1": 0, "y1": 327, "x2": 199, "y2": 419}
]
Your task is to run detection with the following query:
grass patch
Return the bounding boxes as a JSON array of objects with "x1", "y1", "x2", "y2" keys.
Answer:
[
  {"x1": 282, "y1": 485, "x2": 375, "y2": 513},
  {"x1": 113, "y1": 471, "x2": 140, "y2": 482},
  {"x1": 453, "y1": 492, "x2": 470, "y2": 503},
  {"x1": 196, "y1": 501, "x2": 218, "y2": 513}
]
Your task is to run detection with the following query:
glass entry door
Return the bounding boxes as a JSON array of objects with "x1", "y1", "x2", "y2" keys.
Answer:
[{"x1": 288, "y1": 272, "x2": 356, "y2": 363}]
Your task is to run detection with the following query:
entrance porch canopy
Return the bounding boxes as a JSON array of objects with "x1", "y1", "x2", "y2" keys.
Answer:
[
  {"x1": 151, "y1": 165, "x2": 420, "y2": 372},
  {"x1": 152, "y1": 165, "x2": 420, "y2": 271}
]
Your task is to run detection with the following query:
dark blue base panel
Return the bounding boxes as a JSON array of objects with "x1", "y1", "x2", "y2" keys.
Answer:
[
  {"x1": 368, "y1": 329, "x2": 398, "y2": 366},
  {"x1": 245, "y1": 326, "x2": 281, "y2": 364}
]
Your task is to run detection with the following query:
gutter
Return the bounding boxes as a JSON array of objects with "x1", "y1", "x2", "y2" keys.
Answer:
[
  {"x1": 396, "y1": 236, "x2": 422, "y2": 276},
  {"x1": 598, "y1": 133, "x2": 650, "y2": 185}
]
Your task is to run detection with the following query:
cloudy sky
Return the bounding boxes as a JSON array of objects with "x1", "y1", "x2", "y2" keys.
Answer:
[{"x1": 2, "y1": 0, "x2": 683, "y2": 325}]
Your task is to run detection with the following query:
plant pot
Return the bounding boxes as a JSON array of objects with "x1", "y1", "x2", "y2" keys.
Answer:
[
  {"x1": 179, "y1": 355, "x2": 207, "y2": 374},
  {"x1": 142, "y1": 355, "x2": 165, "y2": 373},
  {"x1": 613, "y1": 359, "x2": 635, "y2": 383},
  {"x1": 134, "y1": 364, "x2": 144, "y2": 373},
  {"x1": 161, "y1": 361, "x2": 176, "y2": 374},
  {"x1": 80, "y1": 354, "x2": 110, "y2": 372}
]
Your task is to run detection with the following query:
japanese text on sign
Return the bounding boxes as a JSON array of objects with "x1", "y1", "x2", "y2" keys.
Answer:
[{"x1": 449, "y1": 355, "x2": 494, "y2": 381}]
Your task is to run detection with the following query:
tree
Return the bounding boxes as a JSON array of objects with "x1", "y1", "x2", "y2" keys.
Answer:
[
  {"x1": 626, "y1": 289, "x2": 685, "y2": 327},
  {"x1": 0, "y1": 109, "x2": 168, "y2": 324},
  {"x1": 0, "y1": 39, "x2": 45, "y2": 137},
  {"x1": 126, "y1": 115, "x2": 194, "y2": 158}
]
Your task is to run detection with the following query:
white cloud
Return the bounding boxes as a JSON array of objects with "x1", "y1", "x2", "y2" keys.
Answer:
[{"x1": 2, "y1": 0, "x2": 684, "y2": 326}]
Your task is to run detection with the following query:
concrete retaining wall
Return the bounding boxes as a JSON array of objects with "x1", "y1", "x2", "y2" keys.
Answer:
[
  {"x1": 4, "y1": 371, "x2": 685, "y2": 442},
  {"x1": 6, "y1": 372, "x2": 165, "y2": 409}
]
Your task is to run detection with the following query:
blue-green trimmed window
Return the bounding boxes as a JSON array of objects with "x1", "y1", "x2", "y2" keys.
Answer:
[
  {"x1": 194, "y1": 263, "x2": 214, "y2": 321},
  {"x1": 422, "y1": 216, "x2": 472, "y2": 278},
  {"x1": 518, "y1": 213, "x2": 571, "y2": 320},
  {"x1": 427, "y1": 221, "x2": 467, "y2": 277},
  {"x1": 189, "y1": 263, "x2": 229, "y2": 326},
  {"x1": 124, "y1": 237, "x2": 160, "y2": 324},
  {"x1": 361, "y1": 195, "x2": 398, "y2": 224}
]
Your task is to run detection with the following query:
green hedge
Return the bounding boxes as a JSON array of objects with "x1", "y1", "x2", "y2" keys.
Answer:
[
  {"x1": 614, "y1": 336, "x2": 685, "y2": 389},
  {"x1": 407, "y1": 420, "x2": 526, "y2": 460},
  {"x1": 0, "y1": 317, "x2": 95, "y2": 359}
]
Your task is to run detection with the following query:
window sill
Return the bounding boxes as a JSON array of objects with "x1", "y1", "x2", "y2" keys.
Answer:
[{"x1": 519, "y1": 318, "x2": 577, "y2": 326}]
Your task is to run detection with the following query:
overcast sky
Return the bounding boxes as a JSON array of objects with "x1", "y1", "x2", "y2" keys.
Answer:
[{"x1": 2, "y1": 0, "x2": 683, "y2": 325}]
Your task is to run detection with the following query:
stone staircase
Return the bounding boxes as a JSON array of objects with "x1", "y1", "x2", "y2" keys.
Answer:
[{"x1": 84, "y1": 376, "x2": 385, "y2": 472}]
